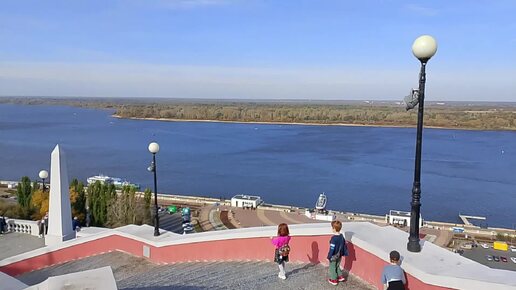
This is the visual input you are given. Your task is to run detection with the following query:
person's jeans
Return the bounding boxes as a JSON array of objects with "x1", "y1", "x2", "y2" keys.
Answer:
[{"x1": 328, "y1": 257, "x2": 342, "y2": 280}]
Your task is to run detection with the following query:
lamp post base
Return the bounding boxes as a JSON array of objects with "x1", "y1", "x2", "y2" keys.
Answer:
[
  {"x1": 407, "y1": 239, "x2": 421, "y2": 252},
  {"x1": 154, "y1": 215, "x2": 160, "y2": 236}
]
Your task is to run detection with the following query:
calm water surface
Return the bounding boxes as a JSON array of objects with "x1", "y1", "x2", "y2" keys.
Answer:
[{"x1": 0, "y1": 104, "x2": 515, "y2": 228}]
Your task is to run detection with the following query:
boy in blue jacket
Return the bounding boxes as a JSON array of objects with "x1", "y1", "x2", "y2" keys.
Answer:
[{"x1": 327, "y1": 220, "x2": 348, "y2": 285}]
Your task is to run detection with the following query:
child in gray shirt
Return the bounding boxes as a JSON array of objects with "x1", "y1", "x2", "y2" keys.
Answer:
[{"x1": 381, "y1": 250, "x2": 406, "y2": 290}]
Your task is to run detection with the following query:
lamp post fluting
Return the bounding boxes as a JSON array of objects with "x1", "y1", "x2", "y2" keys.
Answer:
[
  {"x1": 148, "y1": 142, "x2": 160, "y2": 237},
  {"x1": 407, "y1": 35, "x2": 437, "y2": 253},
  {"x1": 39, "y1": 170, "x2": 49, "y2": 192}
]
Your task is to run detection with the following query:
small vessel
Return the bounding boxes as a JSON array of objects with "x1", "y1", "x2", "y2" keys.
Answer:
[
  {"x1": 87, "y1": 174, "x2": 140, "y2": 189},
  {"x1": 315, "y1": 193, "x2": 327, "y2": 210},
  {"x1": 87, "y1": 174, "x2": 112, "y2": 185}
]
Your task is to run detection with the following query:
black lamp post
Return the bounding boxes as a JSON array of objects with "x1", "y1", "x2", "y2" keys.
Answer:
[
  {"x1": 39, "y1": 170, "x2": 48, "y2": 192},
  {"x1": 406, "y1": 35, "x2": 437, "y2": 253},
  {"x1": 148, "y1": 142, "x2": 160, "y2": 236}
]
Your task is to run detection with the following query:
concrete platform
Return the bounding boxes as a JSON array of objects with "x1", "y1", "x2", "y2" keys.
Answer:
[{"x1": 0, "y1": 233, "x2": 45, "y2": 260}]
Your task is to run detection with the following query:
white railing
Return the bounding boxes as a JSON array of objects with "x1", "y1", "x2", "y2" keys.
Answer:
[{"x1": 5, "y1": 219, "x2": 40, "y2": 236}]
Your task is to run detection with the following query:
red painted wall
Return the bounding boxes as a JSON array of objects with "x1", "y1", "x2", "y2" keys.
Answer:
[{"x1": 0, "y1": 234, "x2": 453, "y2": 290}]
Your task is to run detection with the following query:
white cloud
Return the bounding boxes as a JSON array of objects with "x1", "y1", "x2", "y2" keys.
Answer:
[
  {"x1": 405, "y1": 4, "x2": 439, "y2": 16},
  {"x1": 0, "y1": 62, "x2": 514, "y2": 101}
]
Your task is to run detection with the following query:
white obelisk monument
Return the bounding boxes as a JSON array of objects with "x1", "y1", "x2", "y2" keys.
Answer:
[{"x1": 45, "y1": 144, "x2": 76, "y2": 246}]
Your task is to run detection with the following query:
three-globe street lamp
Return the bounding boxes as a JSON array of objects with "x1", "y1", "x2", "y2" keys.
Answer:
[
  {"x1": 407, "y1": 35, "x2": 438, "y2": 253},
  {"x1": 148, "y1": 142, "x2": 160, "y2": 237},
  {"x1": 39, "y1": 170, "x2": 49, "y2": 192}
]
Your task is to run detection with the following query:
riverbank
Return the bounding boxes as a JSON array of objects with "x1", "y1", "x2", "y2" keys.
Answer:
[
  {"x1": 148, "y1": 191, "x2": 516, "y2": 236},
  {"x1": 2, "y1": 97, "x2": 516, "y2": 130},
  {"x1": 112, "y1": 114, "x2": 510, "y2": 131}
]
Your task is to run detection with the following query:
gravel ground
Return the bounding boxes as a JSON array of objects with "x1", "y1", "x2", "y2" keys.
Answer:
[{"x1": 17, "y1": 251, "x2": 375, "y2": 290}]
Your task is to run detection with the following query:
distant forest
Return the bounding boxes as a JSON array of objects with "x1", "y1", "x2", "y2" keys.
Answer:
[{"x1": 1, "y1": 97, "x2": 515, "y2": 130}]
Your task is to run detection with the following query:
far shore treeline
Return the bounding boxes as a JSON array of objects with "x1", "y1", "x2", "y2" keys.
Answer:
[{"x1": 1, "y1": 97, "x2": 515, "y2": 130}]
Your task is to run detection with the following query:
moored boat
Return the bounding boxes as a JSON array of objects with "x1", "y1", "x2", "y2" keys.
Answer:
[
  {"x1": 315, "y1": 192, "x2": 327, "y2": 210},
  {"x1": 87, "y1": 174, "x2": 140, "y2": 189}
]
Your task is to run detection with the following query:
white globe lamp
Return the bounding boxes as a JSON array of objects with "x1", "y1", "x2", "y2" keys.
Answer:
[
  {"x1": 148, "y1": 142, "x2": 160, "y2": 154},
  {"x1": 39, "y1": 170, "x2": 49, "y2": 179},
  {"x1": 412, "y1": 35, "x2": 437, "y2": 62}
]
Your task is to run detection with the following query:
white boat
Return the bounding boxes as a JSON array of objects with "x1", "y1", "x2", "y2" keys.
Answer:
[
  {"x1": 87, "y1": 174, "x2": 113, "y2": 185},
  {"x1": 315, "y1": 193, "x2": 327, "y2": 210},
  {"x1": 87, "y1": 174, "x2": 140, "y2": 189}
]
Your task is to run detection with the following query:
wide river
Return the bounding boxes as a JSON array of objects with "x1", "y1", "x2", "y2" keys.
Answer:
[{"x1": 0, "y1": 104, "x2": 515, "y2": 228}]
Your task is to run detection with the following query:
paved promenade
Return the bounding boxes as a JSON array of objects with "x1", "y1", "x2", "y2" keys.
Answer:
[{"x1": 201, "y1": 206, "x2": 325, "y2": 229}]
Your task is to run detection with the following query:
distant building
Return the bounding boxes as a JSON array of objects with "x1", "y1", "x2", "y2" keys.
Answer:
[
  {"x1": 387, "y1": 210, "x2": 423, "y2": 228},
  {"x1": 305, "y1": 209, "x2": 336, "y2": 221},
  {"x1": 230, "y1": 195, "x2": 263, "y2": 208}
]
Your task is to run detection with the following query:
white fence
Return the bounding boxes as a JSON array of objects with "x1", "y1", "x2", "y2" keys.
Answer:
[{"x1": 5, "y1": 219, "x2": 40, "y2": 236}]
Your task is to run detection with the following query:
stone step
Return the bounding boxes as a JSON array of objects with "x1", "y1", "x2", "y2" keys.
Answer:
[{"x1": 17, "y1": 251, "x2": 375, "y2": 290}]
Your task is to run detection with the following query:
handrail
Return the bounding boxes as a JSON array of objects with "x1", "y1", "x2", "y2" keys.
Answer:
[{"x1": 5, "y1": 219, "x2": 40, "y2": 236}]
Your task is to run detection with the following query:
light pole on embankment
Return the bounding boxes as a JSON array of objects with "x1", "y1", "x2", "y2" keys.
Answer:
[
  {"x1": 148, "y1": 142, "x2": 160, "y2": 237},
  {"x1": 406, "y1": 35, "x2": 438, "y2": 253},
  {"x1": 39, "y1": 170, "x2": 49, "y2": 192}
]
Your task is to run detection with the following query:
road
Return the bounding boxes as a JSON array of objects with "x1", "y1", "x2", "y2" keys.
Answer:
[{"x1": 158, "y1": 212, "x2": 191, "y2": 234}]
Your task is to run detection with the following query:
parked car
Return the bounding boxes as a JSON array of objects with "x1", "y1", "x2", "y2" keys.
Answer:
[
  {"x1": 182, "y1": 223, "x2": 194, "y2": 233},
  {"x1": 493, "y1": 256, "x2": 500, "y2": 262},
  {"x1": 486, "y1": 255, "x2": 493, "y2": 261},
  {"x1": 184, "y1": 225, "x2": 193, "y2": 232},
  {"x1": 510, "y1": 246, "x2": 516, "y2": 252},
  {"x1": 511, "y1": 257, "x2": 516, "y2": 264},
  {"x1": 481, "y1": 243, "x2": 490, "y2": 249},
  {"x1": 501, "y1": 256, "x2": 508, "y2": 263}
]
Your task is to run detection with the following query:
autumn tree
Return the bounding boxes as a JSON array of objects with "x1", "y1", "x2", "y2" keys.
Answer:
[
  {"x1": 70, "y1": 178, "x2": 87, "y2": 222},
  {"x1": 31, "y1": 189, "x2": 49, "y2": 219},
  {"x1": 107, "y1": 186, "x2": 148, "y2": 227}
]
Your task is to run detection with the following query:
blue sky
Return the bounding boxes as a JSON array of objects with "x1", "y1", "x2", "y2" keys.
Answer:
[{"x1": 0, "y1": 0, "x2": 515, "y2": 101}]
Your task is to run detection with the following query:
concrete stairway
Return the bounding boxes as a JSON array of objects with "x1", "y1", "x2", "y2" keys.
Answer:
[{"x1": 17, "y1": 251, "x2": 375, "y2": 290}]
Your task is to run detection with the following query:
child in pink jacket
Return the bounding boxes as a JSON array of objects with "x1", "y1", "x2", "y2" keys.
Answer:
[{"x1": 271, "y1": 223, "x2": 291, "y2": 280}]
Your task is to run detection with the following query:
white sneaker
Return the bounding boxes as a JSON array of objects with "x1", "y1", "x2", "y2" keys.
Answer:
[{"x1": 278, "y1": 273, "x2": 286, "y2": 280}]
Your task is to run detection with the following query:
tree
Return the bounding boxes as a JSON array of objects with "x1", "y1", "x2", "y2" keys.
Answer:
[
  {"x1": 70, "y1": 178, "x2": 87, "y2": 222},
  {"x1": 143, "y1": 188, "x2": 152, "y2": 225},
  {"x1": 31, "y1": 189, "x2": 49, "y2": 219},
  {"x1": 87, "y1": 181, "x2": 116, "y2": 227},
  {"x1": 106, "y1": 186, "x2": 145, "y2": 227},
  {"x1": 16, "y1": 176, "x2": 34, "y2": 219}
]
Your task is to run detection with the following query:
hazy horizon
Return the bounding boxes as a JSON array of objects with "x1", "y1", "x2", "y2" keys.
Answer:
[{"x1": 3, "y1": 95, "x2": 516, "y2": 106}]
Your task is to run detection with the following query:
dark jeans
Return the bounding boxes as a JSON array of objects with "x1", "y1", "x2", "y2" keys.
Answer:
[
  {"x1": 39, "y1": 224, "x2": 45, "y2": 236},
  {"x1": 387, "y1": 280, "x2": 405, "y2": 290}
]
